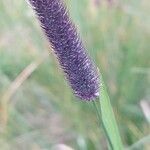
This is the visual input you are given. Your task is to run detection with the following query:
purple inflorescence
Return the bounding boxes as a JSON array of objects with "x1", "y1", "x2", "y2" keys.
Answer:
[{"x1": 28, "y1": 0, "x2": 99, "y2": 100}]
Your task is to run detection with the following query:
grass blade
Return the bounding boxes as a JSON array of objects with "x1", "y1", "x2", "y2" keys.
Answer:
[{"x1": 93, "y1": 76, "x2": 123, "y2": 150}]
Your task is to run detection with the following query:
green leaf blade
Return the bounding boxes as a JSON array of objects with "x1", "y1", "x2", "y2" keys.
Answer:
[
  {"x1": 100, "y1": 78, "x2": 123, "y2": 150},
  {"x1": 93, "y1": 77, "x2": 123, "y2": 150}
]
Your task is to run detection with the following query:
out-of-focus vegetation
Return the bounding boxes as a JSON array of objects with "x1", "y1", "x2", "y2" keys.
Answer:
[{"x1": 0, "y1": 0, "x2": 149, "y2": 149}]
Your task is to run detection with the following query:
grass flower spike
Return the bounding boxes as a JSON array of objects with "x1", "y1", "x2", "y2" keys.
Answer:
[{"x1": 28, "y1": 0, "x2": 99, "y2": 101}]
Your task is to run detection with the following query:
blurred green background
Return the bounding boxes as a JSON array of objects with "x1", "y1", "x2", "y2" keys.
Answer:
[{"x1": 0, "y1": 0, "x2": 150, "y2": 149}]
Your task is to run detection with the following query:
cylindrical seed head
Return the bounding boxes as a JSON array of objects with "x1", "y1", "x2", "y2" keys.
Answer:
[{"x1": 28, "y1": 0, "x2": 100, "y2": 101}]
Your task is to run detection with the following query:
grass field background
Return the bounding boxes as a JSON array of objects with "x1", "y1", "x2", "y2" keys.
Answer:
[{"x1": 0, "y1": 0, "x2": 149, "y2": 149}]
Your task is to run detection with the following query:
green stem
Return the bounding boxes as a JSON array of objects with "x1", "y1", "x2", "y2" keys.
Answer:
[
  {"x1": 92, "y1": 75, "x2": 123, "y2": 150},
  {"x1": 93, "y1": 100, "x2": 114, "y2": 150}
]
